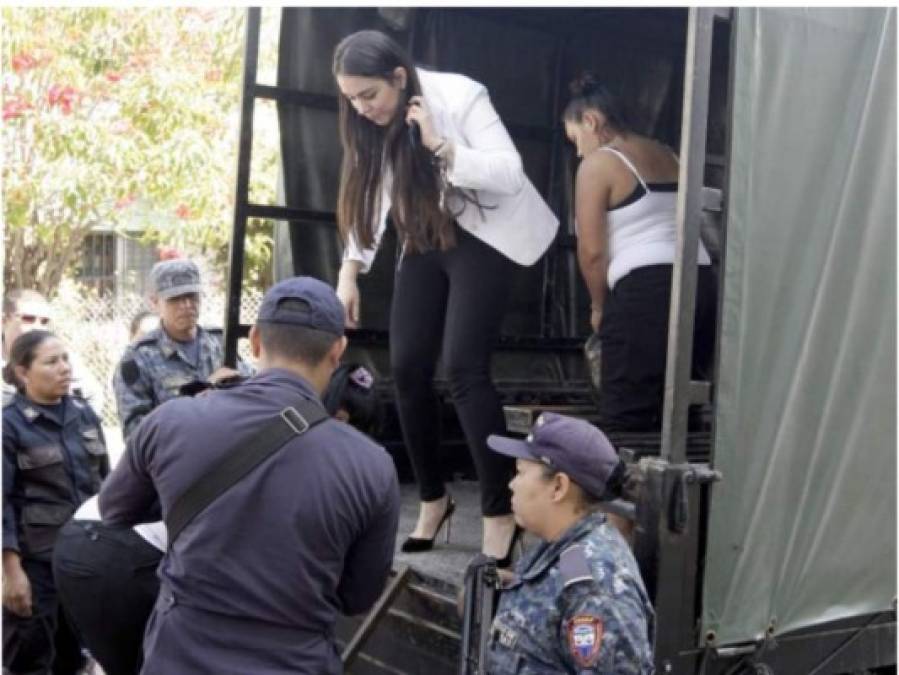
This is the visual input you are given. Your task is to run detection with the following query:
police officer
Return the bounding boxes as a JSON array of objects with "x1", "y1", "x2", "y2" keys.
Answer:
[
  {"x1": 2, "y1": 330, "x2": 110, "y2": 675},
  {"x1": 99, "y1": 276, "x2": 401, "y2": 674},
  {"x1": 112, "y1": 259, "x2": 252, "y2": 439},
  {"x1": 484, "y1": 413, "x2": 655, "y2": 674},
  {"x1": 53, "y1": 361, "x2": 380, "y2": 675}
]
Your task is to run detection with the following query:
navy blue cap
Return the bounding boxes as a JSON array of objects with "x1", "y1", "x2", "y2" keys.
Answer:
[
  {"x1": 488, "y1": 413, "x2": 621, "y2": 500},
  {"x1": 258, "y1": 276, "x2": 345, "y2": 336}
]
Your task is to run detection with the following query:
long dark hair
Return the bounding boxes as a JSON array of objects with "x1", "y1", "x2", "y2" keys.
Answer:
[
  {"x1": 333, "y1": 30, "x2": 458, "y2": 254},
  {"x1": 2, "y1": 329, "x2": 55, "y2": 394},
  {"x1": 562, "y1": 73, "x2": 633, "y2": 134}
]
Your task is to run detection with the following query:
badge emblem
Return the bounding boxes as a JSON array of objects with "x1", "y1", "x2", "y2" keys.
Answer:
[
  {"x1": 349, "y1": 366, "x2": 373, "y2": 390},
  {"x1": 567, "y1": 615, "x2": 603, "y2": 667}
]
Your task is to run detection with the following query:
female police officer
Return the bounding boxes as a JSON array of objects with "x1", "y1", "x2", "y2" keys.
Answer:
[
  {"x1": 3, "y1": 330, "x2": 109, "y2": 674},
  {"x1": 484, "y1": 413, "x2": 654, "y2": 673}
]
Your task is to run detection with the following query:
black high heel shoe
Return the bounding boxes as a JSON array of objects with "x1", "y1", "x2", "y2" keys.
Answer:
[
  {"x1": 400, "y1": 496, "x2": 456, "y2": 553},
  {"x1": 495, "y1": 525, "x2": 524, "y2": 569}
]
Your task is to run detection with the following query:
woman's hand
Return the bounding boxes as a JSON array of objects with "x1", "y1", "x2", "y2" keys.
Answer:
[
  {"x1": 590, "y1": 307, "x2": 603, "y2": 334},
  {"x1": 405, "y1": 95, "x2": 442, "y2": 152},
  {"x1": 2, "y1": 553, "x2": 32, "y2": 617},
  {"x1": 336, "y1": 266, "x2": 362, "y2": 329}
]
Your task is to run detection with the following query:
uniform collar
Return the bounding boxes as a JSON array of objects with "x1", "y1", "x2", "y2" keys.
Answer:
[
  {"x1": 249, "y1": 367, "x2": 321, "y2": 402},
  {"x1": 152, "y1": 325, "x2": 208, "y2": 360},
  {"x1": 516, "y1": 511, "x2": 607, "y2": 583},
  {"x1": 12, "y1": 392, "x2": 81, "y2": 427}
]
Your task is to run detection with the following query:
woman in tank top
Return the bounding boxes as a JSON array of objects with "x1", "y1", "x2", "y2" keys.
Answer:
[{"x1": 563, "y1": 74, "x2": 717, "y2": 432}]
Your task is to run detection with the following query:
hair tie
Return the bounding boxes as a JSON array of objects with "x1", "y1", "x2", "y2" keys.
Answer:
[{"x1": 570, "y1": 73, "x2": 599, "y2": 98}]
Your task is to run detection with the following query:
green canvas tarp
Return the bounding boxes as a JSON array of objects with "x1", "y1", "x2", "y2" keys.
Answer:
[{"x1": 703, "y1": 7, "x2": 896, "y2": 646}]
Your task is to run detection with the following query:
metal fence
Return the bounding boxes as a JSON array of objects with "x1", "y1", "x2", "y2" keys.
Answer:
[{"x1": 49, "y1": 282, "x2": 262, "y2": 426}]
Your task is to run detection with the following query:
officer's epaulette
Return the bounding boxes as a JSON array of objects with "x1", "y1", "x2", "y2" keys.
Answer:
[
  {"x1": 133, "y1": 330, "x2": 161, "y2": 348},
  {"x1": 3, "y1": 389, "x2": 17, "y2": 408},
  {"x1": 559, "y1": 544, "x2": 593, "y2": 588}
]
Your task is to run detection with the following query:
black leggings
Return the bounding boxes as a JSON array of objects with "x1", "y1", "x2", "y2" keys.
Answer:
[
  {"x1": 598, "y1": 264, "x2": 717, "y2": 432},
  {"x1": 390, "y1": 226, "x2": 517, "y2": 516}
]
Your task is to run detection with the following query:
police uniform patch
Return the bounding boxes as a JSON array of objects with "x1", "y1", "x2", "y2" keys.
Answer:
[
  {"x1": 567, "y1": 615, "x2": 603, "y2": 667},
  {"x1": 491, "y1": 618, "x2": 519, "y2": 649},
  {"x1": 120, "y1": 359, "x2": 140, "y2": 386}
]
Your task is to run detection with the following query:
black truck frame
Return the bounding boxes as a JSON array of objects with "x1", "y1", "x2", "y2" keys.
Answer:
[{"x1": 222, "y1": 8, "x2": 896, "y2": 674}]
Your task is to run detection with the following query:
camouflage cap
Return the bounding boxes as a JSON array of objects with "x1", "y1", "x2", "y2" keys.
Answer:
[{"x1": 149, "y1": 260, "x2": 201, "y2": 300}]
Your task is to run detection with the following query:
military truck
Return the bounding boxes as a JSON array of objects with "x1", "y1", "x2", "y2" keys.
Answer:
[{"x1": 222, "y1": 7, "x2": 896, "y2": 673}]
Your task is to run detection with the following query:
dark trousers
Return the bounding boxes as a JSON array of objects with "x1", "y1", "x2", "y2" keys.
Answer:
[
  {"x1": 52, "y1": 520, "x2": 163, "y2": 675},
  {"x1": 598, "y1": 264, "x2": 717, "y2": 432},
  {"x1": 390, "y1": 226, "x2": 517, "y2": 516},
  {"x1": 3, "y1": 558, "x2": 84, "y2": 675}
]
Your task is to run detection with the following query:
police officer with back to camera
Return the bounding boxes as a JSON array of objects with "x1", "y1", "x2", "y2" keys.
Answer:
[
  {"x1": 112, "y1": 259, "x2": 252, "y2": 439},
  {"x1": 98, "y1": 276, "x2": 401, "y2": 675},
  {"x1": 484, "y1": 413, "x2": 655, "y2": 674}
]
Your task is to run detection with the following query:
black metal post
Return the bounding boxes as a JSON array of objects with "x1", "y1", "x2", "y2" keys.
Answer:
[
  {"x1": 540, "y1": 39, "x2": 566, "y2": 338},
  {"x1": 661, "y1": 7, "x2": 715, "y2": 463},
  {"x1": 223, "y1": 7, "x2": 261, "y2": 367}
]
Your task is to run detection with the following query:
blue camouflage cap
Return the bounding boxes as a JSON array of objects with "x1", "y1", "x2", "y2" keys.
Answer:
[
  {"x1": 488, "y1": 413, "x2": 621, "y2": 500},
  {"x1": 149, "y1": 259, "x2": 201, "y2": 300},
  {"x1": 258, "y1": 276, "x2": 345, "y2": 336}
]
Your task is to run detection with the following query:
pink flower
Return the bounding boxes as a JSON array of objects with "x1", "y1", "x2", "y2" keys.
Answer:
[
  {"x1": 105, "y1": 71, "x2": 122, "y2": 83},
  {"x1": 175, "y1": 204, "x2": 192, "y2": 220},
  {"x1": 3, "y1": 97, "x2": 32, "y2": 121},
  {"x1": 11, "y1": 53, "x2": 37, "y2": 74},
  {"x1": 158, "y1": 246, "x2": 183, "y2": 261},
  {"x1": 48, "y1": 84, "x2": 78, "y2": 114},
  {"x1": 114, "y1": 194, "x2": 136, "y2": 210}
]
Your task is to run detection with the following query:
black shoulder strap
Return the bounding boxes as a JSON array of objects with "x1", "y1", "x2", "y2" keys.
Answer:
[{"x1": 165, "y1": 399, "x2": 329, "y2": 547}]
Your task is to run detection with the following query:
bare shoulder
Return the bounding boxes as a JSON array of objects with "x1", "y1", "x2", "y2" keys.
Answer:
[
  {"x1": 623, "y1": 136, "x2": 679, "y2": 180},
  {"x1": 577, "y1": 149, "x2": 618, "y2": 182}
]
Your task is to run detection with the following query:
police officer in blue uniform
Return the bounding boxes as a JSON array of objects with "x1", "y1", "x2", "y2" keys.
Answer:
[
  {"x1": 112, "y1": 259, "x2": 252, "y2": 439},
  {"x1": 99, "y1": 276, "x2": 401, "y2": 675},
  {"x1": 2, "y1": 330, "x2": 109, "y2": 675},
  {"x1": 485, "y1": 413, "x2": 655, "y2": 674}
]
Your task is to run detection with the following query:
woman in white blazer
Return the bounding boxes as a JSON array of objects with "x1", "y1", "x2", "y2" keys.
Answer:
[{"x1": 332, "y1": 30, "x2": 558, "y2": 564}]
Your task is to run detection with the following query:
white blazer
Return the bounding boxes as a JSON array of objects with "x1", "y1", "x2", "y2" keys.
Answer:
[{"x1": 344, "y1": 68, "x2": 559, "y2": 272}]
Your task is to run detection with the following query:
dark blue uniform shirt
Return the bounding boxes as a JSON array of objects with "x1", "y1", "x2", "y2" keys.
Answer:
[
  {"x1": 99, "y1": 368, "x2": 400, "y2": 675},
  {"x1": 3, "y1": 394, "x2": 109, "y2": 560}
]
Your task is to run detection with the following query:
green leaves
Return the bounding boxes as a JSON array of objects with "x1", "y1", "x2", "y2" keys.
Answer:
[{"x1": 3, "y1": 7, "x2": 279, "y2": 295}]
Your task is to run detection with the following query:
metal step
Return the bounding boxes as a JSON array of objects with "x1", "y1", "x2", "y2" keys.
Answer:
[{"x1": 336, "y1": 569, "x2": 462, "y2": 675}]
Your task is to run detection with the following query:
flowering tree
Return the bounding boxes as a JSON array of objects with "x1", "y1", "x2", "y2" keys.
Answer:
[{"x1": 2, "y1": 7, "x2": 277, "y2": 296}]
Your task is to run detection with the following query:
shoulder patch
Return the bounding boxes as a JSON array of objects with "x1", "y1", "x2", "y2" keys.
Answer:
[
  {"x1": 567, "y1": 615, "x2": 604, "y2": 668},
  {"x1": 120, "y1": 359, "x2": 141, "y2": 386},
  {"x1": 134, "y1": 330, "x2": 160, "y2": 346},
  {"x1": 560, "y1": 544, "x2": 593, "y2": 588}
]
